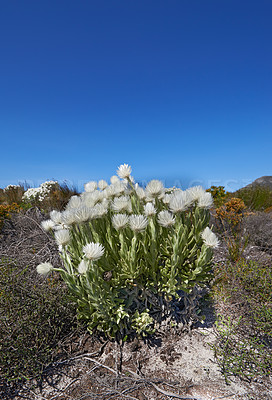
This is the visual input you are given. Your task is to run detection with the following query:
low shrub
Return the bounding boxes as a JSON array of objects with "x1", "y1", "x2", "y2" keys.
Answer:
[
  {"x1": 0, "y1": 258, "x2": 79, "y2": 386},
  {"x1": 0, "y1": 203, "x2": 22, "y2": 231},
  {"x1": 214, "y1": 198, "x2": 248, "y2": 262},
  {"x1": 0, "y1": 185, "x2": 24, "y2": 205},
  {"x1": 211, "y1": 258, "x2": 272, "y2": 382}
]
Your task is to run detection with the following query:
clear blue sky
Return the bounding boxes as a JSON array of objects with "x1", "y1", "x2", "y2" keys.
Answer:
[{"x1": 1, "y1": 0, "x2": 271, "y2": 192}]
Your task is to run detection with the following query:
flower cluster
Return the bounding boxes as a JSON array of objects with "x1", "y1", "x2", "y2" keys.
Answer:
[
  {"x1": 22, "y1": 181, "x2": 59, "y2": 203},
  {"x1": 37, "y1": 164, "x2": 218, "y2": 338},
  {"x1": 3, "y1": 184, "x2": 22, "y2": 192}
]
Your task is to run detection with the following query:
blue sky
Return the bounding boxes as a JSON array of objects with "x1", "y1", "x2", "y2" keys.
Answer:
[{"x1": 0, "y1": 0, "x2": 271, "y2": 192}]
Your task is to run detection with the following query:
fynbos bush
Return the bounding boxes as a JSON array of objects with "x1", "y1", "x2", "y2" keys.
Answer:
[{"x1": 37, "y1": 164, "x2": 218, "y2": 339}]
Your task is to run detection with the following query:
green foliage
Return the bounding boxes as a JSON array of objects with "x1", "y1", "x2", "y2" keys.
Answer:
[
  {"x1": 235, "y1": 184, "x2": 272, "y2": 211},
  {"x1": 211, "y1": 259, "x2": 272, "y2": 382},
  {"x1": 0, "y1": 259, "x2": 78, "y2": 384},
  {"x1": 210, "y1": 315, "x2": 271, "y2": 383}
]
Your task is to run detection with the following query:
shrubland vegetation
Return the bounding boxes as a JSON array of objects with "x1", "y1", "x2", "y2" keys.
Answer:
[{"x1": 0, "y1": 170, "x2": 271, "y2": 397}]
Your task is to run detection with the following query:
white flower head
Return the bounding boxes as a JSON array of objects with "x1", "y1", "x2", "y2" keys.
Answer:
[
  {"x1": 81, "y1": 192, "x2": 96, "y2": 208},
  {"x1": 144, "y1": 202, "x2": 157, "y2": 216},
  {"x1": 61, "y1": 210, "x2": 76, "y2": 225},
  {"x1": 114, "y1": 181, "x2": 128, "y2": 195},
  {"x1": 110, "y1": 175, "x2": 120, "y2": 184},
  {"x1": 117, "y1": 163, "x2": 132, "y2": 179},
  {"x1": 135, "y1": 186, "x2": 145, "y2": 200},
  {"x1": 83, "y1": 242, "x2": 105, "y2": 261},
  {"x1": 162, "y1": 193, "x2": 172, "y2": 205},
  {"x1": 198, "y1": 192, "x2": 213, "y2": 209},
  {"x1": 169, "y1": 191, "x2": 192, "y2": 213},
  {"x1": 84, "y1": 181, "x2": 97, "y2": 193},
  {"x1": 201, "y1": 227, "x2": 219, "y2": 248},
  {"x1": 186, "y1": 186, "x2": 206, "y2": 203},
  {"x1": 98, "y1": 179, "x2": 108, "y2": 190},
  {"x1": 78, "y1": 259, "x2": 89, "y2": 274},
  {"x1": 145, "y1": 180, "x2": 164, "y2": 200},
  {"x1": 74, "y1": 206, "x2": 93, "y2": 222},
  {"x1": 111, "y1": 195, "x2": 132, "y2": 213},
  {"x1": 66, "y1": 195, "x2": 82, "y2": 209},
  {"x1": 129, "y1": 214, "x2": 148, "y2": 233},
  {"x1": 50, "y1": 210, "x2": 63, "y2": 224},
  {"x1": 112, "y1": 213, "x2": 129, "y2": 230},
  {"x1": 55, "y1": 229, "x2": 71, "y2": 246},
  {"x1": 41, "y1": 219, "x2": 55, "y2": 232},
  {"x1": 157, "y1": 210, "x2": 176, "y2": 227},
  {"x1": 92, "y1": 203, "x2": 108, "y2": 218},
  {"x1": 37, "y1": 262, "x2": 53, "y2": 275}
]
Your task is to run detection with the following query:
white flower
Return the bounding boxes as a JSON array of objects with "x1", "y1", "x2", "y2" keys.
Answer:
[
  {"x1": 78, "y1": 259, "x2": 89, "y2": 274},
  {"x1": 83, "y1": 242, "x2": 105, "y2": 261},
  {"x1": 198, "y1": 192, "x2": 213, "y2": 209},
  {"x1": 112, "y1": 213, "x2": 129, "y2": 230},
  {"x1": 129, "y1": 214, "x2": 148, "y2": 232},
  {"x1": 4, "y1": 184, "x2": 21, "y2": 191},
  {"x1": 55, "y1": 229, "x2": 71, "y2": 246},
  {"x1": 144, "y1": 202, "x2": 157, "y2": 216},
  {"x1": 112, "y1": 181, "x2": 128, "y2": 195},
  {"x1": 169, "y1": 191, "x2": 192, "y2": 213},
  {"x1": 162, "y1": 193, "x2": 172, "y2": 205},
  {"x1": 84, "y1": 181, "x2": 97, "y2": 192},
  {"x1": 41, "y1": 219, "x2": 55, "y2": 232},
  {"x1": 110, "y1": 175, "x2": 120, "y2": 184},
  {"x1": 145, "y1": 180, "x2": 164, "y2": 200},
  {"x1": 98, "y1": 179, "x2": 108, "y2": 190},
  {"x1": 117, "y1": 163, "x2": 132, "y2": 179},
  {"x1": 61, "y1": 210, "x2": 76, "y2": 225},
  {"x1": 111, "y1": 195, "x2": 132, "y2": 212},
  {"x1": 37, "y1": 262, "x2": 53, "y2": 275},
  {"x1": 50, "y1": 210, "x2": 63, "y2": 224},
  {"x1": 66, "y1": 195, "x2": 82, "y2": 209},
  {"x1": 135, "y1": 186, "x2": 145, "y2": 200},
  {"x1": 201, "y1": 227, "x2": 219, "y2": 248},
  {"x1": 186, "y1": 186, "x2": 206, "y2": 203},
  {"x1": 81, "y1": 192, "x2": 96, "y2": 208},
  {"x1": 157, "y1": 210, "x2": 175, "y2": 227},
  {"x1": 74, "y1": 206, "x2": 92, "y2": 222},
  {"x1": 92, "y1": 203, "x2": 108, "y2": 218}
]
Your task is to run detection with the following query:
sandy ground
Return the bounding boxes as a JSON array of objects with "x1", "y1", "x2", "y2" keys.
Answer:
[{"x1": 23, "y1": 322, "x2": 271, "y2": 400}]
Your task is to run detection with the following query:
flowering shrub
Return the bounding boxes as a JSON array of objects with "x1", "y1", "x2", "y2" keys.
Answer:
[
  {"x1": 37, "y1": 164, "x2": 218, "y2": 338},
  {"x1": 22, "y1": 181, "x2": 59, "y2": 203}
]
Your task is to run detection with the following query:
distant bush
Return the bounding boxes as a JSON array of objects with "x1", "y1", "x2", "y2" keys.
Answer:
[
  {"x1": 0, "y1": 185, "x2": 24, "y2": 205},
  {"x1": 235, "y1": 184, "x2": 272, "y2": 211}
]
